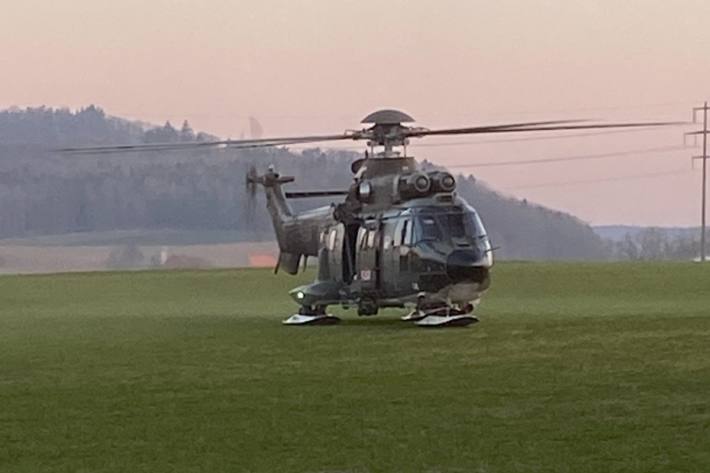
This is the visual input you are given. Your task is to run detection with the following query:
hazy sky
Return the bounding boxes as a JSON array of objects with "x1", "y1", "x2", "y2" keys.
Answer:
[{"x1": 2, "y1": 0, "x2": 709, "y2": 226}]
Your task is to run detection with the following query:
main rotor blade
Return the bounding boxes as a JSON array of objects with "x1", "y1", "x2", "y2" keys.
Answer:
[
  {"x1": 406, "y1": 120, "x2": 686, "y2": 138},
  {"x1": 404, "y1": 120, "x2": 586, "y2": 138},
  {"x1": 54, "y1": 117, "x2": 688, "y2": 156},
  {"x1": 56, "y1": 133, "x2": 361, "y2": 155}
]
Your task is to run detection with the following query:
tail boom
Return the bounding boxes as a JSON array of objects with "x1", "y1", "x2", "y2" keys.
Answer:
[{"x1": 248, "y1": 167, "x2": 334, "y2": 274}]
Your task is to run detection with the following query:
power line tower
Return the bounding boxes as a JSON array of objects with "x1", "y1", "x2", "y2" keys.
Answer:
[{"x1": 688, "y1": 102, "x2": 709, "y2": 262}]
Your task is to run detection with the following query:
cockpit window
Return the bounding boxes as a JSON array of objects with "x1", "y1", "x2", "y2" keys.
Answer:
[
  {"x1": 415, "y1": 207, "x2": 486, "y2": 242},
  {"x1": 443, "y1": 213, "x2": 467, "y2": 239},
  {"x1": 445, "y1": 211, "x2": 485, "y2": 238},
  {"x1": 416, "y1": 215, "x2": 442, "y2": 241}
]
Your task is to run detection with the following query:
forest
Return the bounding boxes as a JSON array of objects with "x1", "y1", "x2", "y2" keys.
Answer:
[{"x1": 0, "y1": 106, "x2": 696, "y2": 260}]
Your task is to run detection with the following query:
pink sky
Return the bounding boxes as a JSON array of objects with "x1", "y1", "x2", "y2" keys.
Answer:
[{"x1": 2, "y1": 0, "x2": 709, "y2": 226}]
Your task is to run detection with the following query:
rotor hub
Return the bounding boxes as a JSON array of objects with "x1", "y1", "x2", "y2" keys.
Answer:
[
  {"x1": 361, "y1": 109, "x2": 415, "y2": 125},
  {"x1": 359, "y1": 109, "x2": 417, "y2": 155}
]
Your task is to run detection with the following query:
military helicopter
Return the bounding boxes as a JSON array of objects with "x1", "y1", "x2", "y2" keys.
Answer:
[{"x1": 61, "y1": 109, "x2": 678, "y2": 327}]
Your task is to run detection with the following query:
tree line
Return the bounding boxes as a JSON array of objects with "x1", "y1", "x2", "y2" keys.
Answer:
[
  {"x1": 606, "y1": 228, "x2": 700, "y2": 261},
  {"x1": 0, "y1": 106, "x2": 688, "y2": 260}
]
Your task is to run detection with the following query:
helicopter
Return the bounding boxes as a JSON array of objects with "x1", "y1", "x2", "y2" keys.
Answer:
[{"x1": 60, "y1": 109, "x2": 679, "y2": 327}]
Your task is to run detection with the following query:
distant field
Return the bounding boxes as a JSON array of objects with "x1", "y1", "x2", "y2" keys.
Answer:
[
  {"x1": 0, "y1": 229, "x2": 259, "y2": 247},
  {"x1": 0, "y1": 236, "x2": 278, "y2": 274},
  {"x1": 1, "y1": 263, "x2": 709, "y2": 472}
]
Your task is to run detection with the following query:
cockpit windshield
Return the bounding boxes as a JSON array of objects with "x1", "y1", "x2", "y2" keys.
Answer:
[
  {"x1": 414, "y1": 207, "x2": 486, "y2": 242},
  {"x1": 417, "y1": 215, "x2": 442, "y2": 241}
]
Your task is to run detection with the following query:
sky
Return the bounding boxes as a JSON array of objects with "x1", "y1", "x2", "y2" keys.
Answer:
[{"x1": 1, "y1": 0, "x2": 709, "y2": 226}]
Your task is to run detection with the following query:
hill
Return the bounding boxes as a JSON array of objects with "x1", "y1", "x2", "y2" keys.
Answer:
[{"x1": 0, "y1": 106, "x2": 607, "y2": 260}]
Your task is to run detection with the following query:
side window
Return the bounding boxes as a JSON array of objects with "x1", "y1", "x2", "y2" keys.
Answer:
[
  {"x1": 328, "y1": 228, "x2": 337, "y2": 251},
  {"x1": 393, "y1": 219, "x2": 403, "y2": 247},
  {"x1": 382, "y1": 222, "x2": 393, "y2": 250},
  {"x1": 367, "y1": 229, "x2": 377, "y2": 249},
  {"x1": 358, "y1": 228, "x2": 368, "y2": 250},
  {"x1": 399, "y1": 219, "x2": 410, "y2": 245},
  {"x1": 401, "y1": 219, "x2": 412, "y2": 246}
]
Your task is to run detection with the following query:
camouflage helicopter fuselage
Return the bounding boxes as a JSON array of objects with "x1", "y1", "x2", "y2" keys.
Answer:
[
  {"x1": 253, "y1": 155, "x2": 494, "y2": 320},
  {"x1": 57, "y1": 108, "x2": 676, "y2": 324}
]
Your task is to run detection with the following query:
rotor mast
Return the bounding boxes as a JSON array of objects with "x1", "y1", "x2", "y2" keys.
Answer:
[{"x1": 361, "y1": 109, "x2": 419, "y2": 158}]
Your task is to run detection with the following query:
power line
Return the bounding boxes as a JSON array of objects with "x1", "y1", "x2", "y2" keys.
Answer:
[
  {"x1": 107, "y1": 100, "x2": 691, "y2": 123},
  {"x1": 420, "y1": 101, "x2": 694, "y2": 124},
  {"x1": 508, "y1": 169, "x2": 692, "y2": 190},
  {"x1": 442, "y1": 145, "x2": 687, "y2": 169}
]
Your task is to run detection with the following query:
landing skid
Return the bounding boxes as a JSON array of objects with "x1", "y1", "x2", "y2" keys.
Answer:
[
  {"x1": 401, "y1": 310, "x2": 427, "y2": 322},
  {"x1": 414, "y1": 314, "x2": 478, "y2": 327},
  {"x1": 282, "y1": 314, "x2": 341, "y2": 326},
  {"x1": 404, "y1": 304, "x2": 479, "y2": 327}
]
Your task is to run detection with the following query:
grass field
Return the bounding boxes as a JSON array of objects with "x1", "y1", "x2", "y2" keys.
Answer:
[{"x1": 1, "y1": 263, "x2": 709, "y2": 472}]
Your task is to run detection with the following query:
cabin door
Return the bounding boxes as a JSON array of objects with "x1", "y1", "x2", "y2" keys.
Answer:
[
  {"x1": 357, "y1": 220, "x2": 381, "y2": 292},
  {"x1": 389, "y1": 215, "x2": 414, "y2": 292}
]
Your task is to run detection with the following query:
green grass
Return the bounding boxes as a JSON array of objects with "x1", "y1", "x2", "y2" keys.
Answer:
[{"x1": 1, "y1": 263, "x2": 709, "y2": 472}]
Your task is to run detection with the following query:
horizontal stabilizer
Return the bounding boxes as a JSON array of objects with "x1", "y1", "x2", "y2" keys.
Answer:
[{"x1": 285, "y1": 190, "x2": 348, "y2": 199}]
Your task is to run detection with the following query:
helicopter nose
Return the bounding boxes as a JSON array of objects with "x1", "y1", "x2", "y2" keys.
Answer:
[{"x1": 446, "y1": 249, "x2": 489, "y2": 284}]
